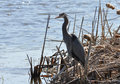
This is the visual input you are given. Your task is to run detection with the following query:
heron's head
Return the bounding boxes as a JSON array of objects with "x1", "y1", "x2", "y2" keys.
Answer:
[{"x1": 55, "y1": 13, "x2": 67, "y2": 19}]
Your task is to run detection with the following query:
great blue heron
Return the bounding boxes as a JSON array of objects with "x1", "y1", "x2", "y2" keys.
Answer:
[{"x1": 55, "y1": 13, "x2": 85, "y2": 68}]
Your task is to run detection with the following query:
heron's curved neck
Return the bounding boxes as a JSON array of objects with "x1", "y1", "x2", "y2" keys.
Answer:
[{"x1": 62, "y1": 16, "x2": 69, "y2": 38}]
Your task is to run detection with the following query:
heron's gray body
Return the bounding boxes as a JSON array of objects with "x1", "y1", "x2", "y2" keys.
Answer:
[{"x1": 57, "y1": 13, "x2": 85, "y2": 67}]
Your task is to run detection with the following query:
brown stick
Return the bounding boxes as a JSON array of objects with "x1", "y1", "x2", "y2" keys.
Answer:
[
  {"x1": 104, "y1": 8, "x2": 112, "y2": 37},
  {"x1": 84, "y1": 40, "x2": 92, "y2": 76},
  {"x1": 68, "y1": 15, "x2": 90, "y2": 34},
  {"x1": 27, "y1": 54, "x2": 33, "y2": 76},
  {"x1": 67, "y1": 21, "x2": 71, "y2": 32},
  {"x1": 56, "y1": 46, "x2": 68, "y2": 71},
  {"x1": 115, "y1": 25, "x2": 120, "y2": 34},
  {"x1": 78, "y1": 17, "x2": 84, "y2": 39},
  {"x1": 95, "y1": 6, "x2": 100, "y2": 43},
  {"x1": 40, "y1": 14, "x2": 50, "y2": 65},
  {"x1": 46, "y1": 39, "x2": 63, "y2": 42},
  {"x1": 82, "y1": 31, "x2": 84, "y2": 44},
  {"x1": 93, "y1": 7, "x2": 97, "y2": 28},
  {"x1": 92, "y1": 21, "x2": 94, "y2": 39},
  {"x1": 73, "y1": 14, "x2": 76, "y2": 34},
  {"x1": 92, "y1": 7, "x2": 97, "y2": 40}
]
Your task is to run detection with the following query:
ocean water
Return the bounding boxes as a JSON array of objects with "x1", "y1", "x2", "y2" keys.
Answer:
[{"x1": 0, "y1": 0, "x2": 120, "y2": 84}]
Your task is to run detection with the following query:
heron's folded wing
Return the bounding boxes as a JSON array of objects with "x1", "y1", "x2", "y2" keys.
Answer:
[{"x1": 71, "y1": 34, "x2": 85, "y2": 66}]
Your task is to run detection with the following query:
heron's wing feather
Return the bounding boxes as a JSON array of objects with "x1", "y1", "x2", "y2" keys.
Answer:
[{"x1": 71, "y1": 34, "x2": 85, "y2": 67}]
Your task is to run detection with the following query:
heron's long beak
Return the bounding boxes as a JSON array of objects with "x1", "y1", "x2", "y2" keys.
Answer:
[{"x1": 55, "y1": 16, "x2": 60, "y2": 19}]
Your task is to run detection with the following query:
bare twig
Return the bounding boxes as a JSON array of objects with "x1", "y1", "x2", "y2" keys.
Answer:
[
  {"x1": 40, "y1": 14, "x2": 50, "y2": 65},
  {"x1": 115, "y1": 25, "x2": 120, "y2": 34},
  {"x1": 84, "y1": 40, "x2": 92, "y2": 76},
  {"x1": 73, "y1": 14, "x2": 76, "y2": 34},
  {"x1": 27, "y1": 54, "x2": 33, "y2": 76},
  {"x1": 92, "y1": 7, "x2": 97, "y2": 40},
  {"x1": 78, "y1": 17, "x2": 84, "y2": 39},
  {"x1": 82, "y1": 31, "x2": 84, "y2": 44},
  {"x1": 95, "y1": 5, "x2": 100, "y2": 43},
  {"x1": 56, "y1": 46, "x2": 68, "y2": 71},
  {"x1": 69, "y1": 15, "x2": 91, "y2": 34}
]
